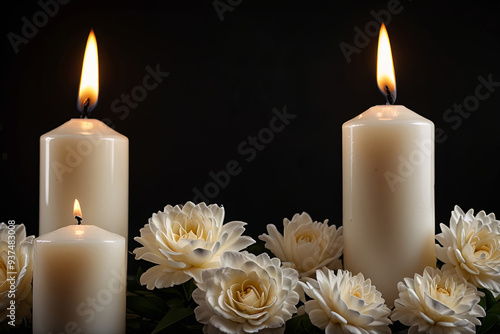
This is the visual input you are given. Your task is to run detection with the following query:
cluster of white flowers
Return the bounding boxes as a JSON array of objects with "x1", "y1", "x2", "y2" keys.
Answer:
[
  {"x1": 1, "y1": 199, "x2": 496, "y2": 333},
  {"x1": 134, "y1": 202, "x2": 394, "y2": 334},
  {"x1": 131, "y1": 202, "x2": 500, "y2": 334},
  {"x1": 134, "y1": 202, "x2": 303, "y2": 333},
  {"x1": 390, "y1": 205, "x2": 500, "y2": 334},
  {"x1": 260, "y1": 213, "x2": 394, "y2": 334}
]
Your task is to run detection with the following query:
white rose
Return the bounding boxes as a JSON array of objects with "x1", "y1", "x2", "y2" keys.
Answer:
[
  {"x1": 0, "y1": 223, "x2": 34, "y2": 324},
  {"x1": 133, "y1": 202, "x2": 255, "y2": 289},
  {"x1": 435, "y1": 205, "x2": 500, "y2": 296},
  {"x1": 259, "y1": 212, "x2": 343, "y2": 278},
  {"x1": 192, "y1": 251, "x2": 299, "y2": 334},
  {"x1": 392, "y1": 266, "x2": 485, "y2": 334},
  {"x1": 300, "y1": 268, "x2": 392, "y2": 334}
]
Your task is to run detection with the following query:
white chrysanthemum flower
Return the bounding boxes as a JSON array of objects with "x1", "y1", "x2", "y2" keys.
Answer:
[
  {"x1": 392, "y1": 266, "x2": 485, "y2": 334},
  {"x1": 259, "y1": 212, "x2": 343, "y2": 278},
  {"x1": 133, "y1": 202, "x2": 255, "y2": 289},
  {"x1": 0, "y1": 223, "x2": 34, "y2": 324},
  {"x1": 192, "y1": 251, "x2": 299, "y2": 334},
  {"x1": 435, "y1": 205, "x2": 500, "y2": 296},
  {"x1": 300, "y1": 268, "x2": 391, "y2": 334}
]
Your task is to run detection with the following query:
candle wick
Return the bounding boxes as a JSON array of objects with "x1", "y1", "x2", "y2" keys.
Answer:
[
  {"x1": 80, "y1": 98, "x2": 90, "y2": 119},
  {"x1": 74, "y1": 215, "x2": 82, "y2": 225},
  {"x1": 385, "y1": 86, "x2": 394, "y2": 105}
]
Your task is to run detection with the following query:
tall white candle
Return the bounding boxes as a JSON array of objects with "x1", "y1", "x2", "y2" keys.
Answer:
[
  {"x1": 39, "y1": 118, "x2": 128, "y2": 239},
  {"x1": 39, "y1": 30, "x2": 128, "y2": 240},
  {"x1": 33, "y1": 224, "x2": 126, "y2": 333},
  {"x1": 342, "y1": 24, "x2": 435, "y2": 307}
]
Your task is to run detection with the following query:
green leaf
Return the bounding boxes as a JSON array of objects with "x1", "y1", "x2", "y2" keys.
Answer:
[
  {"x1": 285, "y1": 313, "x2": 308, "y2": 328},
  {"x1": 165, "y1": 297, "x2": 185, "y2": 308},
  {"x1": 285, "y1": 313, "x2": 322, "y2": 334},
  {"x1": 478, "y1": 297, "x2": 500, "y2": 334},
  {"x1": 127, "y1": 267, "x2": 146, "y2": 292},
  {"x1": 182, "y1": 279, "x2": 197, "y2": 301},
  {"x1": 184, "y1": 323, "x2": 204, "y2": 332},
  {"x1": 126, "y1": 316, "x2": 157, "y2": 334},
  {"x1": 479, "y1": 294, "x2": 488, "y2": 310},
  {"x1": 478, "y1": 313, "x2": 500, "y2": 334},
  {"x1": 490, "y1": 302, "x2": 500, "y2": 316},
  {"x1": 151, "y1": 306, "x2": 194, "y2": 334},
  {"x1": 480, "y1": 288, "x2": 498, "y2": 310},
  {"x1": 151, "y1": 286, "x2": 184, "y2": 302},
  {"x1": 161, "y1": 286, "x2": 184, "y2": 296},
  {"x1": 126, "y1": 295, "x2": 167, "y2": 319}
]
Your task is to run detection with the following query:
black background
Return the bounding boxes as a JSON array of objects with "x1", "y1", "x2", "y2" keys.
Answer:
[{"x1": 1, "y1": 0, "x2": 500, "y2": 273}]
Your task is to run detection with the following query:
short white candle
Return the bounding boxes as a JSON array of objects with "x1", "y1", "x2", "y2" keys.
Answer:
[
  {"x1": 342, "y1": 24, "x2": 435, "y2": 307},
  {"x1": 33, "y1": 219, "x2": 126, "y2": 333},
  {"x1": 39, "y1": 30, "x2": 128, "y2": 240}
]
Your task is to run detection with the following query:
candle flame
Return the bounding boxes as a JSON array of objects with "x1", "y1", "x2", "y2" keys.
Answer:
[
  {"x1": 77, "y1": 29, "x2": 99, "y2": 112},
  {"x1": 73, "y1": 199, "x2": 82, "y2": 218},
  {"x1": 377, "y1": 23, "x2": 396, "y2": 103}
]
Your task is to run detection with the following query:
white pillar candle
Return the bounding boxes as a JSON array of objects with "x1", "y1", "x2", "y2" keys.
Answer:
[
  {"x1": 33, "y1": 224, "x2": 126, "y2": 333},
  {"x1": 39, "y1": 118, "x2": 128, "y2": 239},
  {"x1": 39, "y1": 30, "x2": 128, "y2": 240},
  {"x1": 342, "y1": 24, "x2": 435, "y2": 307}
]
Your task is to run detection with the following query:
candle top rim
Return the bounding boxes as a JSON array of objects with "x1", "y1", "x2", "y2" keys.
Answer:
[
  {"x1": 36, "y1": 224, "x2": 125, "y2": 242},
  {"x1": 343, "y1": 105, "x2": 433, "y2": 126},
  {"x1": 40, "y1": 118, "x2": 128, "y2": 139}
]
